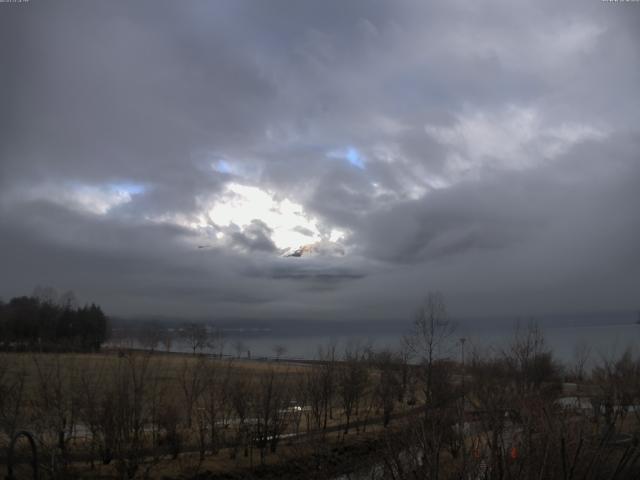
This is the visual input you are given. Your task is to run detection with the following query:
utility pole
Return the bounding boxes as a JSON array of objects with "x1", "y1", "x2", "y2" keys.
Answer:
[
  {"x1": 459, "y1": 337, "x2": 467, "y2": 470},
  {"x1": 460, "y1": 337, "x2": 466, "y2": 394}
]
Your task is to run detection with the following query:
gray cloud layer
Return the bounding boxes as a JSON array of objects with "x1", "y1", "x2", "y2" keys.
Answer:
[{"x1": 1, "y1": 1, "x2": 639, "y2": 321}]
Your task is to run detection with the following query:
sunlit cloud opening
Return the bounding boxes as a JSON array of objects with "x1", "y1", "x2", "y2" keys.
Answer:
[{"x1": 206, "y1": 183, "x2": 345, "y2": 252}]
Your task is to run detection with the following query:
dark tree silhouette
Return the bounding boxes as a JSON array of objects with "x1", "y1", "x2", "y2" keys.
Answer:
[{"x1": 0, "y1": 293, "x2": 109, "y2": 351}]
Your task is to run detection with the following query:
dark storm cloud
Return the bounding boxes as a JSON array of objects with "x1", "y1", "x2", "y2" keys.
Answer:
[
  {"x1": 248, "y1": 257, "x2": 368, "y2": 284},
  {"x1": 358, "y1": 133, "x2": 640, "y2": 266},
  {"x1": 0, "y1": 1, "x2": 275, "y2": 195},
  {"x1": 227, "y1": 220, "x2": 278, "y2": 254},
  {"x1": 0, "y1": 0, "x2": 638, "y2": 320}
]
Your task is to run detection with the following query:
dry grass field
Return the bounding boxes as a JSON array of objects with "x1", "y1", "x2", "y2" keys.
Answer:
[
  {"x1": 0, "y1": 348, "x2": 415, "y2": 479},
  {"x1": 4, "y1": 325, "x2": 640, "y2": 480}
]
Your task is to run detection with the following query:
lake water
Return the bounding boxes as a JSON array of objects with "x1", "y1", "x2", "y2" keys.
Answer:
[
  {"x1": 215, "y1": 323, "x2": 640, "y2": 366},
  {"x1": 113, "y1": 311, "x2": 640, "y2": 367}
]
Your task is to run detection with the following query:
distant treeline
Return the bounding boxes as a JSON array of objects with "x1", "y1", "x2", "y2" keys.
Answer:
[{"x1": 0, "y1": 290, "x2": 109, "y2": 351}]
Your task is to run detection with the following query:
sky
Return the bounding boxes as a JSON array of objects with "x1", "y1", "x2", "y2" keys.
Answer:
[{"x1": 1, "y1": 0, "x2": 639, "y2": 323}]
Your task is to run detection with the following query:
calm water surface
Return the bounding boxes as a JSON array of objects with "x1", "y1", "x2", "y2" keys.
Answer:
[{"x1": 116, "y1": 313, "x2": 640, "y2": 366}]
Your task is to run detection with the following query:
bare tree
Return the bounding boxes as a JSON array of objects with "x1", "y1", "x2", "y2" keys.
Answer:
[
  {"x1": 199, "y1": 359, "x2": 233, "y2": 456},
  {"x1": 252, "y1": 367, "x2": 292, "y2": 463},
  {"x1": 135, "y1": 321, "x2": 162, "y2": 352},
  {"x1": 233, "y1": 339, "x2": 246, "y2": 359},
  {"x1": 569, "y1": 340, "x2": 592, "y2": 382},
  {"x1": 144, "y1": 356, "x2": 169, "y2": 474},
  {"x1": 338, "y1": 342, "x2": 369, "y2": 434},
  {"x1": 207, "y1": 325, "x2": 225, "y2": 357},
  {"x1": 501, "y1": 322, "x2": 561, "y2": 479},
  {"x1": 303, "y1": 365, "x2": 325, "y2": 433},
  {"x1": 396, "y1": 344, "x2": 412, "y2": 404},
  {"x1": 229, "y1": 372, "x2": 252, "y2": 460},
  {"x1": 107, "y1": 351, "x2": 155, "y2": 479},
  {"x1": 317, "y1": 342, "x2": 338, "y2": 430},
  {"x1": 159, "y1": 327, "x2": 173, "y2": 353},
  {"x1": 467, "y1": 352, "x2": 515, "y2": 479},
  {"x1": 182, "y1": 323, "x2": 208, "y2": 355},
  {"x1": 58, "y1": 290, "x2": 78, "y2": 310},
  {"x1": 30, "y1": 354, "x2": 80, "y2": 475},
  {"x1": 32, "y1": 285, "x2": 59, "y2": 305},
  {"x1": 273, "y1": 344, "x2": 287, "y2": 360},
  {"x1": 178, "y1": 356, "x2": 207, "y2": 428},
  {"x1": 77, "y1": 358, "x2": 107, "y2": 469},
  {"x1": 593, "y1": 348, "x2": 639, "y2": 433},
  {"x1": 372, "y1": 349, "x2": 400, "y2": 428},
  {"x1": 405, "y1": 292, "x2": 456, "y2": 408},
  {"x1": 0, "y1": 355, "x2": 28, "y2": 454},
  {"x1": 397, "y1": 292, "x2": 458, "y2": 479}
]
